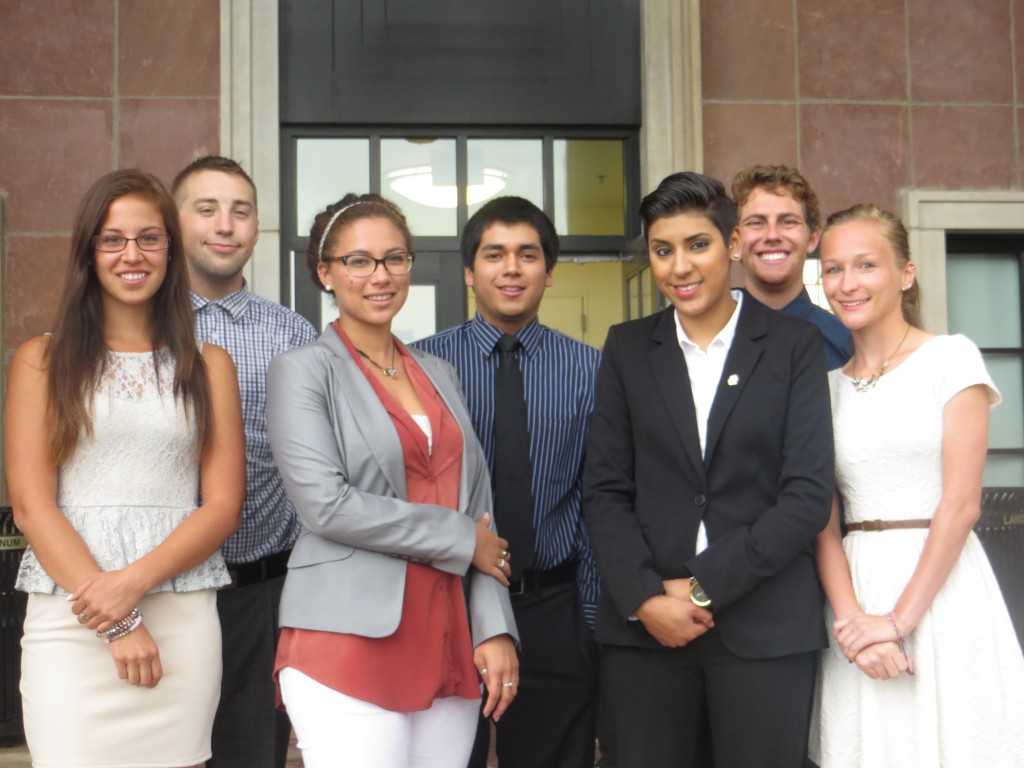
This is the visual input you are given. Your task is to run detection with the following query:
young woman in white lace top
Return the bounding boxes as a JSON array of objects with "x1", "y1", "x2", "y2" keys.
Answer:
[{"x1": 5, "y1": 169, "x2": 245, "y2": 767}]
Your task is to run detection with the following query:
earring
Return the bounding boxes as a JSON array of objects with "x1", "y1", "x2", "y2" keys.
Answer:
[
  {"x1": 730, "y1": 251, "x2": 741, "y2": 261},
  {"x1": 901, "y1": 283, "x2": 911, "y2": 291}
]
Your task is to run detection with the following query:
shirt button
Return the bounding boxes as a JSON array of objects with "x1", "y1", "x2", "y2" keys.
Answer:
[{"x1": 694, "y1": 494, "x2": 707, "y2": 506}]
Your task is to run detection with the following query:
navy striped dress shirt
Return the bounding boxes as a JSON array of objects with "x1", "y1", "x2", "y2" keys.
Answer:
[{"x1": 413, "y1": 314, "x2": 602, "y2": 624}]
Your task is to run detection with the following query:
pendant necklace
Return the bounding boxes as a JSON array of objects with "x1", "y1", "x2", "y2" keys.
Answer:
[
  {"x1": 850, "y1": 324, "x2": 911, "y2": 393},
  {"x1": 356, "y1": 343, "x2": 399, "y2": 380}
]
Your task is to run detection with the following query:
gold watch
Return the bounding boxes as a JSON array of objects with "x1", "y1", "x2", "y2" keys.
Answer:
[{"x1": 689, "y1": 577, "x2": 712, "y2": 608}]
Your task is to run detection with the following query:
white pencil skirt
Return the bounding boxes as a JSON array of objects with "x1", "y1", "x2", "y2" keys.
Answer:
[{"x1": 21, "y1": 590, "x2": 222, "y2": 768}]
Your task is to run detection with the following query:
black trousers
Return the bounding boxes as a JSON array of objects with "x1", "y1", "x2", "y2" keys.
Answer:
[
  {"x1": 208, "y1": 574, "x2": 292, "y2": 768},
  {"x1": 468, "y1": 580, "x2": 599, "y2": 768},
  {"x1": 601, "y1": 630, "x2": 817, "y2": 768}
]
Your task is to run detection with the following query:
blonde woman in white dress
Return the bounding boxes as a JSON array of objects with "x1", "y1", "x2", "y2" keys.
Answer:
[
  {"x1": 810, "y1": 203, "x2": 1024, "y2": 767},
  {"x1": 5, "y1": 169, "x2": 244, "y2": 767}
]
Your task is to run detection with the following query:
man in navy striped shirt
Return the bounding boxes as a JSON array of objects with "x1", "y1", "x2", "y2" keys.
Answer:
[
  {"x1": 174, "y1": 156, "x2": 318, "y2": 768},
  {"x1": 413, "y1": 197, "x2": 602, "y2": 768}
]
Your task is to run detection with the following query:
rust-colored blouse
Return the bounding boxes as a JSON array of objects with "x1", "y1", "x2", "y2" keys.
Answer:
[{"x1": 274, "y1": 323, "x2": 481, "y2": 711}]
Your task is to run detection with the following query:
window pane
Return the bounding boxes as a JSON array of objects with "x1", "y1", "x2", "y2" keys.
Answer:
[
  {"x1": 319, "y1": 290, "x2": 335, "y2": 332},
  {"x1": 803, "y1": 259, "x2": 832, "y2": 311},
  {"x1": 381, "y1": 138, "x2": 457, "y2": 236},
  {"x1": 393, "y1": 285, "x2": 437, "y2": 343},
  {"x1": 947, "y1": 253, "x2": 1021, "y2": 347},
  {"x1": 984, "y1": 455, "x2": 1024, "y2": 487},
  {"x1": 627, "y1": 272, "x2": 640, "y2": 320},
  {"x1": 297, "y1": 138, "x2": 370, "y2": 238},
  {"x1": 642, "y1": 269, "x2": 658, "y2": 316},
  {"x1": 467, "y1": 139, "x2": 543, "y2": 219},
  {"x1": 984, "y1": 354, "x2": 1024, "y2": 450},
  {"x1": 553, "y1": 139, "x2": 625, "y2": 235}
]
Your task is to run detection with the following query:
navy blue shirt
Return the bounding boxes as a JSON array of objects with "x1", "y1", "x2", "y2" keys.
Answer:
[
  {"x1": 780, "y1": 288, "x2": 853, "y2": 370},
  {"x1": 413, "y1": 314, "x2": 602, "y2": 625}
]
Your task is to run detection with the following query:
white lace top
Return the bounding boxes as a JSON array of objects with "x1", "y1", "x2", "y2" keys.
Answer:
[{"x1": 16, "y1": 349, "x2": 230, "y2": 594}]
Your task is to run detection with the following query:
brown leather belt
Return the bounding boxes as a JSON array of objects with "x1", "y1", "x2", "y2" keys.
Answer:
[{"x1": 846, "y1": 519, "x2": 931, "y2": 532}]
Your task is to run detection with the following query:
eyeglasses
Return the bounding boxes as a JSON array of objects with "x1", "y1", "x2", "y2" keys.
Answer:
[
  {"x1": 321, "y1": 251, "x2": 415, "y2": 277},
  {"x1": 93, "y1": 234, "x2": 171, "y2": 252}
]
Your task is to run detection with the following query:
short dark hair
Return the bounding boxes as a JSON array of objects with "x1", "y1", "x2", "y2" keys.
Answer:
[
  {"x1": 171, "y1": 155, "x2": 258, "y2": 212},
  {"x1": 639, "y1": 172, "x2": 736, "y2": 244},
  {"x1": 461, "y1": 196, "x2": 559, "y2": 271}
]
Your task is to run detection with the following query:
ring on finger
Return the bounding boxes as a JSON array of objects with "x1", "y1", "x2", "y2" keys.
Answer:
[
  {"x1": 480, "y1": 668, "x2": 488, "y2": 676},
  {"x1": 502, "y1": 682, "x2": 515, "y2": 688},
  {"x1": 498, "y1": 558, "x2": 505, "y2": 569},
  {"x1": 502, "y1": 549, "x2": 509, "y2": 558},
  {"x1": 78, "y1": 613, "x2": 89, "y2": 624}
]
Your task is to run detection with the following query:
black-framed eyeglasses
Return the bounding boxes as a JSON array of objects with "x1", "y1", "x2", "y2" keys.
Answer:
[
  {"x1": 92, "y1": 234, "x2": 172, "y2": 252},
  {"x1": 321, "y1": 251, "x2": 415, "y2": 277}
]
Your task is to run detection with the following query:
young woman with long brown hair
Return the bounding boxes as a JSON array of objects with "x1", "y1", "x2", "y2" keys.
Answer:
[{"x1": 5, "y1": 169, "x2": 244, "y2": 767}]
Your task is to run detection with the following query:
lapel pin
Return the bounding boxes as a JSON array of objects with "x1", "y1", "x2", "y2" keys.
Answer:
[{"x1": 727, "y1": 374, "x2": 739, "y2": 387}]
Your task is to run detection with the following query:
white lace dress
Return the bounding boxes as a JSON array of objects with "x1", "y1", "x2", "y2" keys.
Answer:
[
  {"x1": 811, "y1": 335, "x2": 1024, "y2": 767},
  {"x1": 18, "y1": 350, "x2": 229, "y2": 767}
]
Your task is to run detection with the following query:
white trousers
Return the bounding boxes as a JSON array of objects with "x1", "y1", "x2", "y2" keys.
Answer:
[{"x1": 279, "y1": 666, "x2": 480, "y2": 768}]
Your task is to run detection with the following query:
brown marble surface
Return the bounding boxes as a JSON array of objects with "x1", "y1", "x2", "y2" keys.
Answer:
[
  {"x1": 119, "y1": 98, "x2": 219, "y2": 188},
  {"x1": 797, "y1": 1, "x2": 906, "y2": 101},
  {"x1": 702, "y1": 103, "x2": 798, "y2": 186},
  {"x1": 908, "y1": 0, "x2": 1013, "y2": 103},
  {"x1": 119, "y1": 0, "x2": 219, "y2": 97},
  {"x1": 701, "y1": 0, "x2": 795, "y2": 101},
  {"x1": 800, "y1": 103, "x2": 910, "y2": 213},
  {"x1": 0, "y1": 0, "x2": 115, "y2": 96}
]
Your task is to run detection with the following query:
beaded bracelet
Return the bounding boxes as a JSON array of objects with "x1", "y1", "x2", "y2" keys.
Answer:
[
  {"x1": 104, "y1": 612, "x2": 143, "y2": 644},
  {"x1": 98, "y1": 606, "x2": 142, "y2": 644},
  {"x1": 885, "y1": 611, "x2": 913, "y2": 674}
]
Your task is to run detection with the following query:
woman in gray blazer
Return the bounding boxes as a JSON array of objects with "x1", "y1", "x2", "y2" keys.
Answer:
[{"x1": 266, "y1": 193, "x2": 518, "y2": 768}]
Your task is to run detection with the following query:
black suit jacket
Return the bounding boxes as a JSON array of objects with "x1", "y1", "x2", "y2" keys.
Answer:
[{"x1": 582, "y1": 294, "x2": 833, "y2": 659}]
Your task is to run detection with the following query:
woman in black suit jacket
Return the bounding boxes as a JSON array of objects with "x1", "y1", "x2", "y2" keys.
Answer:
[{"x1": 583, "y1": 172, "x2": 834, "y2": 768}]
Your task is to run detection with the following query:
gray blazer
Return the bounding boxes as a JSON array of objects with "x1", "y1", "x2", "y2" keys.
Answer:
[{"x1": 266, "y1": 330, "x2": 517, "y2": 647}]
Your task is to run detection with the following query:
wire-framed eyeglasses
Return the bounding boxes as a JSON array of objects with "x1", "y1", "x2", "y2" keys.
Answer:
[
  {"x1": 93, "y1": 234, "x2": 171, "y2": 252},
  {"x1": 321, "y1": 251, "x2": 415, "y2": 277}
]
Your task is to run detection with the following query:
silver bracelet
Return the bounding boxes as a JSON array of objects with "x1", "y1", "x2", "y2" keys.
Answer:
[
  {"x1": 885, "y1": 611, "x2": 911, "y2": 667},
  {"x1": 98, "y1": 606, "x2": 142, "y2": 643}
]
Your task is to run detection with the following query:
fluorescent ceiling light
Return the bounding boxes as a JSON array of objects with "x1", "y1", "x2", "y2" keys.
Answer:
[{"x1": 388, "y1": 166, "x2": 507, "y2": 209}]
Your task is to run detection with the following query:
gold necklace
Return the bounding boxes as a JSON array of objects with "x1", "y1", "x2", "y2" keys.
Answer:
[
  {"x1": 356, "y1": 343, "x2": 398, "y2": 380},
  {"x1": 850, "y1": 324, "x2": 911, "y2": 393}
]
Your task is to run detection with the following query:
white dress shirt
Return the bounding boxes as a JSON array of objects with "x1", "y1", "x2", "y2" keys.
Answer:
[{"x1": 673, "y1": 290, "x2": 744, "y2": 554}]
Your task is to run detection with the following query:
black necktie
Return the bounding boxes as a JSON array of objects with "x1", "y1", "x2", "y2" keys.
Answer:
[{"x1": 493, "y1": 334, "x2": 536, "y2": 581}]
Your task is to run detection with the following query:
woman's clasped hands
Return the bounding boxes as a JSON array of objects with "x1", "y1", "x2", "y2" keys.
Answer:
[
  {"x1": 69, "y1": 568, "x2": 162, "y2": 688},
  {"x1": 834, "y1": 611, "x2": 914, "y2": 680}
]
